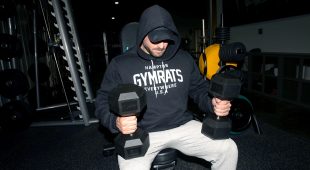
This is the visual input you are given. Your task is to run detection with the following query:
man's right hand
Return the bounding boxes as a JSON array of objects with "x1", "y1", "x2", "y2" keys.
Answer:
[{"x1": 116, "y1": 116, "x2": 138, "y2": 134}]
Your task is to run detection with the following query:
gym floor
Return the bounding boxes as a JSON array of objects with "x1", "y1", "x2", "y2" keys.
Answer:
[
  {"x1": 0, "y1": 92, "x2": 309, "y2": 170},
  {"x1": 247, "y1": 92, "x2": 310, "y2": 140}
]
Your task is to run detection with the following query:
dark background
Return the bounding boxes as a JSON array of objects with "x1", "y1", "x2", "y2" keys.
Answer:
[{"x1": 70, "y1": 0, "x2": 310, "y2": 45}]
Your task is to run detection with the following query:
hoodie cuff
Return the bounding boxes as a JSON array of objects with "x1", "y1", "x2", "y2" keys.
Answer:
[
  {"x1": 208, "y1": 97, "x2": 215, "y2": 114},
  {"x1": 109, "y1": 114, "x2": 119, "y2": 134}
]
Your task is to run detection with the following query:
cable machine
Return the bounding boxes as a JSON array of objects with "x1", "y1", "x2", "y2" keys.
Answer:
[{"x1": 31, "y1": 0, "x2": 97, "y2": 126}]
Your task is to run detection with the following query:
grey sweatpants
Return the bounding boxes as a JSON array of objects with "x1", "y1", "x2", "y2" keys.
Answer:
[{"x1": 118, "y1": 120, "x2": 238, "y2": 170}]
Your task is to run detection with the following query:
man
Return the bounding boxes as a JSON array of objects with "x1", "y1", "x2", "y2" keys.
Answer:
[{"x1": 95, "y1": 4, "x2": 238, "y2": 170}]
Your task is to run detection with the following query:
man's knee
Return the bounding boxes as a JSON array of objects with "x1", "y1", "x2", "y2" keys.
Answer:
[
  {"x1": 210, "y1": 139, "x2": 238, "y2": 170},
  {"x1": 118, "y1": 156, "x2": 152, "y2": 170},
  {"x1": 223, "y1": 139, "x2": 238, "y2": 157}
]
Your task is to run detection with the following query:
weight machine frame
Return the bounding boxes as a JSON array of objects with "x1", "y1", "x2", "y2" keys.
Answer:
[{"x1": 30, "y1": 0, "x2": 98, "y2": 127}]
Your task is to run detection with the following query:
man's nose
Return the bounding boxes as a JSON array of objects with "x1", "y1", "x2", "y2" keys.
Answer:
[{"x1": 157, "y1": 42, "x2": 165, "y2": 48}]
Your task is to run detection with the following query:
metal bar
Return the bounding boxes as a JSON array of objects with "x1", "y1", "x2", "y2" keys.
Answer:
[
  {"x1": 62, "y1": 0, "x2": 94, "y2": 101},
  {"x1": 103, "y1": 32, "x2": 109, "y2": 67},
  {"x1": 33, "y1": 9, "x2": 41, "y2": 108},
  {"x1": 31, "y1": 118, "x2": 99, "y2": 127},
  {"x1": 52, "y1": 0, "x2": 90, "y2": 126},
  {"x1": 202, "y1": 19, "x2": 206, "y2": 51},
  {"x1": 8, "y1": 17, "x2": 17, "y2": 69},
  {"x1": 208, "y1": 0, "x2": 213, "y2": 45},
  {"x1": 36, "y1": 101, "x2": 78, "y2": 112},
  {"x1": 37, "y1": 0, "x2": 73, "y2": 120},
  {"x1": 51, "y1": 48, "x2": 74, "y2": 120}
]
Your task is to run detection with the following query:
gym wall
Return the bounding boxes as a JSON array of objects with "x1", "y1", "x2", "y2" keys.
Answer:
[{"x1": 228, "y1": 14, "x2": 310, "y2": 54}]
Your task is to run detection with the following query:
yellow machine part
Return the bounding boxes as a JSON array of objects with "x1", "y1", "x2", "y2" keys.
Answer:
[{"x1": 198, "y1": 43, "x2": 237, "y2": 80}]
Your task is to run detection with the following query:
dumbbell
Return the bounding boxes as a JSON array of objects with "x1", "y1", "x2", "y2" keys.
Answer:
[
  {"x1": 201, "y1": 72, "x2": 242, "y2": 139},
  {"x1": 108, "y1": 83, "x2": 150, "y2": 159}
]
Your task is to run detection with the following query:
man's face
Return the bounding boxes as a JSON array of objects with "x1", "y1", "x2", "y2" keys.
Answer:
[{"x1": 140, "y1": 35, "x2": 169, "y2": 57}]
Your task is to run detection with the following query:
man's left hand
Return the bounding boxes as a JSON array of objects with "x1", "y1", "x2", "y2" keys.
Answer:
[{"x1": 212, "y1": 97, "x2": 231, "y2": 117}]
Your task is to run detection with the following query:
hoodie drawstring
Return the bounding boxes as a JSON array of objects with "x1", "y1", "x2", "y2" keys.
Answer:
[
  {"x1": 151, "y1": 60, "x2": 158, "y2": 97},
  {"x1": 151, "y1": 60, "x2": 168, "y2": 97},
  {"x1": 162, "y1": 61, "x2": 168, "y2": 94}
]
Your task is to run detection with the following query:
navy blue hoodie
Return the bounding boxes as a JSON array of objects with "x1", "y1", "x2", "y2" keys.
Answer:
[{"x1": 95, "y1": 5, "x2": 213, "y2": 133}]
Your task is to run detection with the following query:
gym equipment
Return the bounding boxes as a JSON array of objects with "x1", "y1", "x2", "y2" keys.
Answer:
[
  {"x1": 0, "y1": 69, "x2": 30, "y2": 98},
  {"x1": 219, "y1": 42, "x2": 246, "y2": 63},
  {"x1": 198, "y1": 42, "x2": 246, "y2": 80},
  {"x1": 229, "y1": 95, "x2": 252, "y2": 133},
  {"x1": 108, "y1": 83, "x2": 150, "y2": 160},
  {"x1": 201, "y1": 68, "x2": 242, "y2": 139},
  {"x1": 25, "y1": 0, "x2": 97, "y2": 127},
  {"x1": 230, "y1": 95, "x2": 262, "y2": 134},
  {"x1": 49, "y1": 0, "x2": 95, "y2": 126},
  {"x1": 199, "y1": 15, "x2": 261, "y2": 137},
  {"x1": 151, "y1": 148, "x2": 178, "y2": 170},
  {"x1": 0, "y1": 100, "x2": 32, "y2": 132},
  {"x1": 208, "y1": 72, "x2": 242, "y2": 100},
  {"x1": 120, "y1": 22, "x2": 139, "y2": 53},
  {"x1": 199, "y1": 18, "x2": 245, "y2": 139}
]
